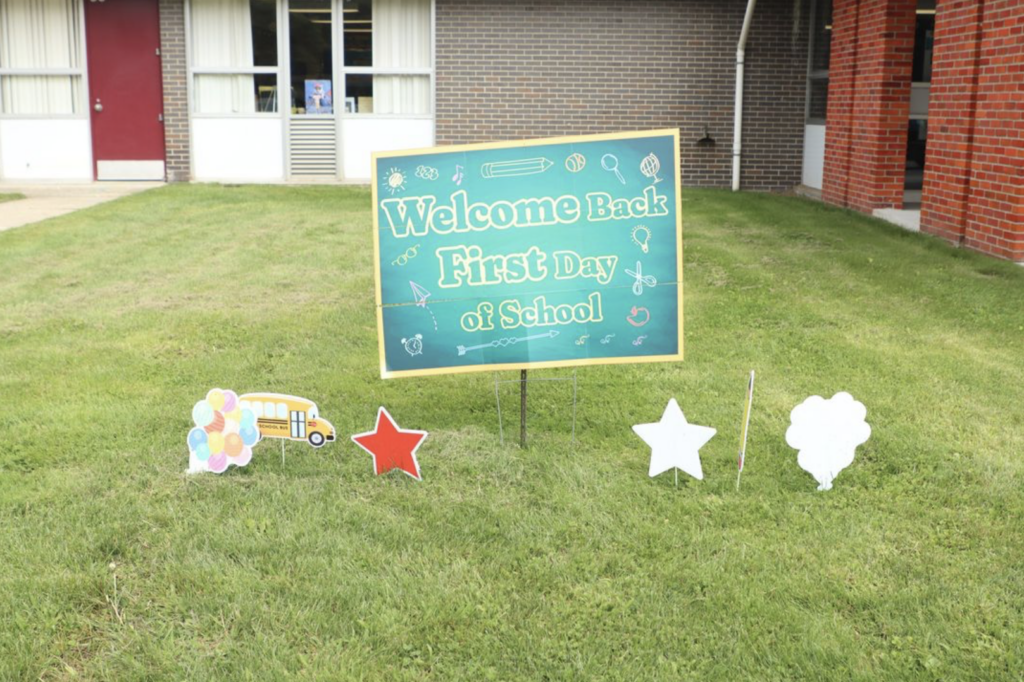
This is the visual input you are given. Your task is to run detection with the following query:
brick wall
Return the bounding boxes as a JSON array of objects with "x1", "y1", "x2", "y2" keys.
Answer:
[
  {"x1": 158, "y1": 0, "x2": 190, "y2": 182},
  {"x1": 822, "y1": 0, "x2": 916, "y2": 212},
  {"x1": 434, "y1": 0, "x2": 809, "y2": 191},
  {"x1": 921, "y1": 0, "x2": 1024, "y2": 261}
]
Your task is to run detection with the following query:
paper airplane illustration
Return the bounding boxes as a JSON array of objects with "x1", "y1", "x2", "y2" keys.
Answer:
[{"x1": 410, "y1": 281, "x2": 432, "y2": 307}]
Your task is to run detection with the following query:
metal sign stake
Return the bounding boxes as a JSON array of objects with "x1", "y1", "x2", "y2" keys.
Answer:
[{"x1": 520, "y1": 369, "x2": 528, "y2": 448}]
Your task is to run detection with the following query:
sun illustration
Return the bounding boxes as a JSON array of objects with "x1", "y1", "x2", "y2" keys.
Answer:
[{"x1": 383, "y1": 167, "x2": 407, "y2": 195}]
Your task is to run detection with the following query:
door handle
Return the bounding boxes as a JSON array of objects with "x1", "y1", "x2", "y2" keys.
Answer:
[{"x1": 94, "y1": 99, "x2": 103, "y2": 112}]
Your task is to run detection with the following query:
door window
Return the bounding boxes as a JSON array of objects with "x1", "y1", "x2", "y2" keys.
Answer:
[
  {"x1": 289, "y1": 0, "x2": 333, "y2": 115},
  {"x1": 290, "y1": 410, "x2": 306, "y2": 438}
]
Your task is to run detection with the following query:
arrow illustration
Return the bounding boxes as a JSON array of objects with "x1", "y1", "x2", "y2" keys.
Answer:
[{"x1": 457, "y1": 330, "x2": 560, "y2": 356}]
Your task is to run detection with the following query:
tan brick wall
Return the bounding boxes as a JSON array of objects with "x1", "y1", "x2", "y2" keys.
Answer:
[
  {"x1": 434, "y1": 0, "x2": 809, "y2": 191},
  {"x1": 159, "y1": 0, "x2": 190, "y2": 182}
]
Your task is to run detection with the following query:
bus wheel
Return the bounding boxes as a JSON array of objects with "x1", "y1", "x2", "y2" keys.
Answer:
[{"x1": 309, "y1": 432, "x2": 326, "y2": 448}]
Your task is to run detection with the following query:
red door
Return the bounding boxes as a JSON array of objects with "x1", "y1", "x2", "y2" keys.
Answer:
[{"x1": 84, "y1": 0, "x2": 166, "y2": 181}]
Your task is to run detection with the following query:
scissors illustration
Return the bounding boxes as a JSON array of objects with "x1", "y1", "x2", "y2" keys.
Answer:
[{"x1": 625, "y1": 261, "x2": 657, "y2": 295}]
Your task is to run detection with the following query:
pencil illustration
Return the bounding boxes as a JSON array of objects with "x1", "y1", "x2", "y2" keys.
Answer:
[{"x1": 480, "y1": 157, "x2": 554, "y2": 179}]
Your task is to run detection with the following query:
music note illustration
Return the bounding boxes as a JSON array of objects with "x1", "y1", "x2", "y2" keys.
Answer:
[{"x1": 452, "y1": 164, "x2": 464, "y2": 186}]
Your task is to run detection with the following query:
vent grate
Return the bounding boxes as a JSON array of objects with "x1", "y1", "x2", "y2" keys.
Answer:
[{"x1": 289, "y1": 118, "x2": 337, "y2": 177}]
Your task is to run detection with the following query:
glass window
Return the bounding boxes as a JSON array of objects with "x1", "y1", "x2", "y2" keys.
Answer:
[
  {"x1": 277, "y1": 403, "x2": 288, "y2": 418},
  {"x1": 372, "y1": 0, "x2": 430, "y2": 70},
  {"x1": 809, "y1": 0, "x2": 831, "y2": 74},
  {"x1": 806, "y1": 0, "x2": 831, "y2": 124},
  {"x1": 344, "y1": 73, "x2": 429, "y2": 114},
  {"x1": 190, "y1": 0, "x2": 279, "y2": 113},
  {"x1": 343, "y1": 0, "x2": 372, "y2": 67},
  {"x1": 0, "y1": 0, "x2": 82, "y2": 70},
  {"x1": 912, "y1": 11, "x2": 934, "y2": 83},
  {"x1": 0, "y1": 0, "x2": 84, "y2": 115},
  {"x1": 1, "y1": 76, "x2": 82, "y2": 115},
  {"x1": 289, "y1": 0, "x2": 333, "y2": 115},
  {"x1": 264, "y1": 401, "x2": 275, "y2": 417},
  {"x1": 191, "y1": 0, "x2": 277, "y2": 69},
  {"x1": 339, "y1": 0, "x2": 432, "y2": 115},
  {"x1": 252, "y1": 401, "x2": 264, "y2": 417},
  {"x1": 194, "y1": 73, "x2": 277, "y2": 113},
  {"x1": 807, "y1": 78, "x2": 828, "y2": 121}
]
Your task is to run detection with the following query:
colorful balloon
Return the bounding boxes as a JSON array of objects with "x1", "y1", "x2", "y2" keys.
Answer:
[
  {"x1": 240, "y1": 425, "x2": 260, "y2": 447},
  {"x1": 224, "y1": 408, "x2": 242, "y2": 424},
  {"x1": 234, "y1": 446, "x2": 253, "y2": 467},
  {"x1": 224, "y1": 433, "x2": 244, "y2": 458},
  {"x1": 204, "y1": 410, "x2": 225, "y2": 434},
  {"x1": 192, "y1": 401, "x2": 214, "y2": 427},
  {"x1": 195, "y1": 442, "x2": 211, "y2": 462},
  {"x1": 207, "y1": 389, "x2": 225, "y2": 412},
  {"x1": 223, "y1": 419, "x2": 240, "y2": 435},
  {"x1": 208, "y1": 452, "x2": 228, "y2": 473},
  {"x1": 187, "y1": 427, "x2": 208, "y2": 450},
  {"x1": 207, "y1": 431, "x2": 225, "y2": 455},
  {"x1": 222, "y1": 390, "x2": 238, "y2": 413},
  {"x1": 241, "y1": 408, "x2": 256, "y2": 427}
]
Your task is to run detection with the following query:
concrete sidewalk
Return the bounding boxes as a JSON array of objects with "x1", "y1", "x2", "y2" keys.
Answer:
[{"x1": 0, "y1": 182, "x2": 164, "y2": 233}]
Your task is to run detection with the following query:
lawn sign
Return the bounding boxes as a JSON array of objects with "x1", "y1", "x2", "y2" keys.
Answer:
[
  {"x1": 632, "y1": 398, "x2": 716, "y2": 485},
  {"x1": 187, "y1": 389, "x2": 337, "y2": 474},
  {"x1": 371, "y1": 129, "x2": 683, "y2": 379},
  {"x1": 351, "y1": 407, "x2": 428, "y2": 481},
  {"x1": 188, "y1": 389, "x2": 259, "y2": 474},
  {"x1": 786, "y1": 392, "x2": 871, "y2": 491}
]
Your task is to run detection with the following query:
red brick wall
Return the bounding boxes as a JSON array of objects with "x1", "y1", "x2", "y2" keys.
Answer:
[
  {"x1": 158, "y1": 0, "x2": 190, "y2": 182},
  {"x1": 823, "y1": 0, "x2": 917, "y2": 212},
  {"x1": 435, "y1": 0, "x2": 809, "y2": 191},
  {"x1": 921, "y1": 0, "x2": 1024, "y2": 261}
]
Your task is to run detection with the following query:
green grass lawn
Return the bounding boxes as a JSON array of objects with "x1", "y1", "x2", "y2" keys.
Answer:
[
  {"x1": 0, "y1": 192, "x2": 24, "y2": 203},
  {"x1": 1, "y1": 185, "x2": 1023, "y2": 680}
]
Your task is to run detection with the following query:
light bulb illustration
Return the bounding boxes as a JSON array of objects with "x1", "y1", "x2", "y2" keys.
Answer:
[{"x1": 631, "y1": 225, "x2": 651, "y2": 254}]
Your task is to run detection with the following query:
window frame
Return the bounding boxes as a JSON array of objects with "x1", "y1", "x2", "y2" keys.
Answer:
[
  {"x1": 185, "y1": 0, "x2": 435, "y2": 120},
  {"x1": 0, "y1": 0, "x2": 89, "y2": 120},
  {"x1": 804, "y1": 0, "x2": 831, "y2": 126},
  {"x1": 333, "y1": 0, "x2": 436, "y2": 120},
  {"x1": 185, "y1": 0, "x2": 287, "y2": 118}
]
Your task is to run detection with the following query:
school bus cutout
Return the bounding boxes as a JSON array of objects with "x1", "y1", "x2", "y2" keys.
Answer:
[{"x1": 239, "y1": 393, "x2": 336, "y2": 448}]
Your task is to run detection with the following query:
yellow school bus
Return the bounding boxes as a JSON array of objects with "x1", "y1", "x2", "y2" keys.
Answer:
[{"x1": 239, "y1": 393, "x2": 336, "y2": 448}]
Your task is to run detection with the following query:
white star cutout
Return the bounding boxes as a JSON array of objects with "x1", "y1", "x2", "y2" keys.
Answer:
[{"x1": 633, "y1": 398, "x2": 717, "y2": 481}]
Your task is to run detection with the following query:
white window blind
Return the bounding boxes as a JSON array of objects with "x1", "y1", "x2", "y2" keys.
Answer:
[
  {"x1": 372, "y1": 0, "x2": 430, "y2": 114},
  {"x1": 191, "y1": 0, "x2": 257, "y2": 113},
  {"x1": 191, "y1": 0, "x2": 281, "y2": 114},
  {"x1": 0, "y1": 0, "x2": 83, "y2": 115}
]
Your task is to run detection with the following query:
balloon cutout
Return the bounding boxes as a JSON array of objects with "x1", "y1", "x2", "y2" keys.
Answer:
[
  {"x1": 786, "y1": 392, "x2": 871, "y2": 491},
  {"x1": 188, "y1": 388, "x2": 259, "y2": 474}
]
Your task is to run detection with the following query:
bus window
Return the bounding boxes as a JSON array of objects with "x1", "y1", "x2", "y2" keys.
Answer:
[
  {"x1": 252, "y1": 402, "x2": 263, "y2": 418},
  {"x1": 309, "y1": 406, "x2": 318, "y2": 419},
  {"x1": 264, "y1": 402, "x2": 275, "y2": 417},
  {"x1": 277, "y1": 403, "x2": 288, "y2": 419}
]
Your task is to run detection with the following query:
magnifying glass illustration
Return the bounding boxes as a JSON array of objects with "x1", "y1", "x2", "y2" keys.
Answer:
[{"x1": 601, "y1": 153, "x2": 626, "y2": 184}]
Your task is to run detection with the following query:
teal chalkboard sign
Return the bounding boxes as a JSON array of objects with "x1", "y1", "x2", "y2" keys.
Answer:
[{"x1": 371, "y1": 129, "x2": 683, "y2": 379}]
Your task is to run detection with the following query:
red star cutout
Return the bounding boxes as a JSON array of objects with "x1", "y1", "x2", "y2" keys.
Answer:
[{"x1": 350, "y1": 407, "x2": 426, "y2": 480}]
